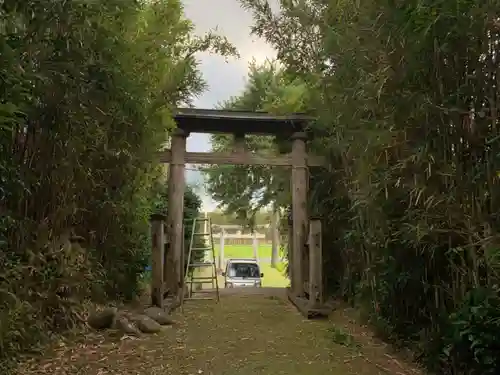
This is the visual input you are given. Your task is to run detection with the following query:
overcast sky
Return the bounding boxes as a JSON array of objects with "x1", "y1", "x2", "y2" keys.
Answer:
[{"x1": 182, "y1": 0, "x2": 276, "y2": 211}]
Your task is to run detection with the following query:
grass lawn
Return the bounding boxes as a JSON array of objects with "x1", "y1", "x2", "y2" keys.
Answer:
[
  {"x1": 259, "y1": 262, "x2": 289, "y2": 287},
  {"x1": 143, "y1": 245, "x2": 289, "y2": 289},
  {"x1": 193, "y1": 263, "x2": 289, "y2": 289},
  {"x1": 195, "y1": 244, "x2": 289, "y2": 288},
  {"x1": 214, "y1": 243, "x2": 273, "y2": 259}
]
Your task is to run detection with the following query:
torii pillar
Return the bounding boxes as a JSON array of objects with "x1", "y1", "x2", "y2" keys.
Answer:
[
  {"x1": 166, "y1": 128, "x2": 187, "y2": 298},
  {"x1": 290, "y1": 131, "x2": 307, "y2": 296}
]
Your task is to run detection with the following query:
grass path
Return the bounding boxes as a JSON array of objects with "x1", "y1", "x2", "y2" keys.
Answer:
[{"x1": 18, "y1": 289, "x2": 422, "y2": 375}]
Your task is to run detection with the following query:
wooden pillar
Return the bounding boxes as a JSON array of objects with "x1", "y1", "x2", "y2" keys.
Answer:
[
  {"x1": 166, "y1": 128, "x2": 187, "y2": 298},
  {"x1": 150, "y1": 213, "x2": 166, "y2": 307},
  {"x1": 290, "y1": 132, "x2": 308, "y2": 296},
  {"x1": 218, "y1": 228, "x2": 225, "y2": 270},
  {"x1": 180, "y1": 220, "x2": 185, "y2": 294},
  {"x1": 271, "y1": 206, "x2": 280, "y2": 268},
  {"x1": 287, "y1": 210, "x2": 293, "y2": 283},
  {"x1": 308, "y1": 219, "x2": 323, "y2": 307}
]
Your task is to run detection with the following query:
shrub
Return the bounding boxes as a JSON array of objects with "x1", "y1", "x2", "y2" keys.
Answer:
[{"x1": 0, "y1": 0, "x2": 234, "y2": 370}]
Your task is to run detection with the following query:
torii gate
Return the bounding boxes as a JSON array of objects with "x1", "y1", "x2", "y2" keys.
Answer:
[{"x1": 150, "y1": 108, "x2": 328, "y2": 318}]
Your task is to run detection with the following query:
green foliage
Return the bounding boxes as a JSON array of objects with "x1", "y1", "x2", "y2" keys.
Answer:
[
  {"x1": 328, "y1": 326, "x2": 359, "y2": 349},
  {"x1": 222, "y1": 210, "x2": 267, "y2": 224},
  {"x1": 440, "y1": 287, "x2": 500, "y2": 375},
  {"x1": 152, "y1": 181, "x2": 205, "y2": 264},
  {"x1": 0, "y1": 0, "x2": 234, "y2": 370},
  {"x1": 183, "y1": 187, "x2": 204, "y2": 259},
  {"x1": 241, "y1": 0, "x2": 500, "y2": 373},
  {"x1": 203, "y1": 60, "x2": 308, "y2": 225}
]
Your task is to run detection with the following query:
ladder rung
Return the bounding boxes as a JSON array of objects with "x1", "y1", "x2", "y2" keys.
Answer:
[
  {"x1": 181, "y1": 217, "x2": 220, "y2": 307},
  {"x1": 188, "y1": 262, "x2": 215, "y2": 267}
]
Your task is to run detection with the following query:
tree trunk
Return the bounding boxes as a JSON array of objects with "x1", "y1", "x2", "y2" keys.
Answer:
[{"x1": 271, "y1": 204, "x2": 280, "y2": 268}]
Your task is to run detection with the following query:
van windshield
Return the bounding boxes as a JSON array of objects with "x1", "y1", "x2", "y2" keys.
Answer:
[{"x1": 227, "y1": 262, "x2": 260, "y2": 278}]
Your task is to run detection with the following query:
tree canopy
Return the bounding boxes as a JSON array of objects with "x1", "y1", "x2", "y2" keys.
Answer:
[{"x1": 202, "y1": 60, "x2": 309, "y2": 224}]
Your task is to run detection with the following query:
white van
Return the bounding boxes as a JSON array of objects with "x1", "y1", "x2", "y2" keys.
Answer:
[{"x1": 222, "y1": 258, "x2": 263, "y2": 288}]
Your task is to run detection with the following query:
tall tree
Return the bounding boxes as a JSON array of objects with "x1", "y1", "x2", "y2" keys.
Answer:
[
  {"x1": 203, "y1": 60, "x2": 309, "y2": 219},
  {"x1": 202, "y1": 60, "x2": 309, "y2": 266}
]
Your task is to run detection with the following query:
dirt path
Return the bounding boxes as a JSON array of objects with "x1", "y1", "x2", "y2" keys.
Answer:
[{"x1": 18, "y1": 288, "x2": 422, "y2": 375}]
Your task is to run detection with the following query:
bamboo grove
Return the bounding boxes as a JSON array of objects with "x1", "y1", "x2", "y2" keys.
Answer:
[
  {"x1": 208, "y1": 1, "x2": 500, "y2": 373},
  {"x1": 0, "y1": 0, "x2": 234, "y2": 370}
]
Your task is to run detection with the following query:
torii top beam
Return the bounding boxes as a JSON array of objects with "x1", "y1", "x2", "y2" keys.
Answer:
[{"x1": 173, "y1": 108, "x2": 313, "y2": 136}]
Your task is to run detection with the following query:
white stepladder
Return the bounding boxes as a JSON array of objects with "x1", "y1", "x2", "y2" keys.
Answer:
[{"x1": 180, "y1": 216, "x2": 220, "y2": 306}]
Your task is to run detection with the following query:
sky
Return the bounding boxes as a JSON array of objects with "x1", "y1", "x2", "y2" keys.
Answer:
[{"x1": 181, "y1": 0, "x2": 276, "y2": 211}]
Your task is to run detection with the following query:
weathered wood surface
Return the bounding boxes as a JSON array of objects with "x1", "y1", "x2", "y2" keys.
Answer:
[
  {"x1": 218, "y1": 228, "x2": 225, "y2": 270},
  {"x1": 308, "y1": 219, "x2": 323, "y2": 308},
  {"x1": 159, "y1": 149, "x2": 324, "y2": 167},
  {"x1": 287, "y1": 224, "x2": 293, "y2": 285},
  {"x1": 159, "y1": 112, "x2": 325, "y2": 312},
  {"x1": 291, "y1": 132, "x2": 308, "y2": 296},
  {"x1": 287, "y1": 288, "x2": 331, "y2": 319},
  {"x1": 166, "y1": 129, "x2": 187, "y2": 298},
  {"x1": 173, "y1": 107, "x2": 311, "y2": 135},
  {"x1": 302, "y1": 247, "x2": 310, "y2": 296},
  {"x1": 150, "y1": 213, "x2": 166, "y2": 308}
]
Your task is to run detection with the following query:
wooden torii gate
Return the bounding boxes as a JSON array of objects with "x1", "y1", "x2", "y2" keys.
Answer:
[{"x1": 150, "y1": 108, "x2": 328, "y2": 318}]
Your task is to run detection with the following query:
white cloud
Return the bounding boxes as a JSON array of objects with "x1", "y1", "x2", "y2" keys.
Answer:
[
  {"x1": 181, "y1": 0, "x2": 276, "y2": 211},
  {"x1": 238, "y1": 41, "x2": 276, "y2": 67}
]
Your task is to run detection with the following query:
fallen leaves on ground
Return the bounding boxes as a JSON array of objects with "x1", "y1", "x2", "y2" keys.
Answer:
[{"x1": 16, "y1": 289, "x2": 423, "y2": 375}]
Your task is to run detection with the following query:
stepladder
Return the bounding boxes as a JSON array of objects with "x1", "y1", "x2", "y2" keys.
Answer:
[{"x1": 181, "y1": 216, "x2": 220, "y2": 305}]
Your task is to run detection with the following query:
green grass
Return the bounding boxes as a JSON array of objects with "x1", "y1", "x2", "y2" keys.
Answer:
[
  {"x1": 142, "y1": 245, "x2": 289, "y2": 289},
  {"x1": 259, "y1": 263, "x2": 289, "y2": 287},
  {"x1": 214, "y1": 244, "x2": 273, "y2": 259},
  {"x1": 195, "y1": 244, "x2": 289, "y2": 288},
  {"x1": 217, "y1": 244, "x2": 289, "y2": 288}
]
